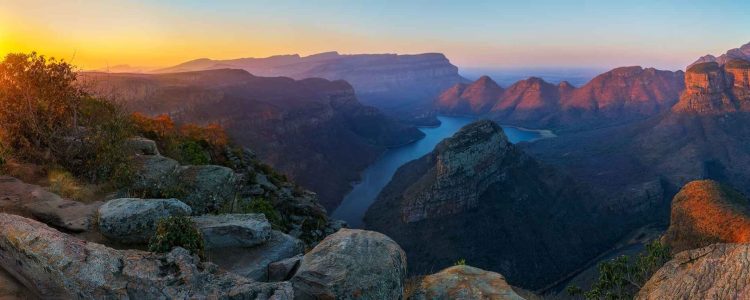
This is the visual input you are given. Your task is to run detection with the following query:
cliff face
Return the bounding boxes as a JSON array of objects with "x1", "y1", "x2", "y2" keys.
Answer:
[
  {"x1": 159, "y1": 52, "x2": 466, "y2": 117},
  {"x1": 689, "y1": 41, "x2": 750, "y2": 67},
  {"x1": 80, "y1": 69, "x2": 424, "y2": 210},
  {"x1": 662, "y1": 180, "x2": 750, "y2": 254},
  {"x1": 435, "y1": 66, "x2": 684, "y2": 129},
  {"x1": 671, "y1": 60, "x2": 750, "y2": 114},
  {"x1": 365, "y1": 120, "x2": 616, "y2": 290}
]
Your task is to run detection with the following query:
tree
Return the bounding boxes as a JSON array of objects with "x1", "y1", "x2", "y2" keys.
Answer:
[
  {"x1": 0, "y1": 52, "x2": 84, "y2": 162},
  {"x1": 567, "y1": 240, "x2": 671, "y2": 300}
]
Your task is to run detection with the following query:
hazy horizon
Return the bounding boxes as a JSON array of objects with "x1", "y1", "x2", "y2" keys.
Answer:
[{"x1": 2, "y1": 0, "x2": 749, "y2": 71}]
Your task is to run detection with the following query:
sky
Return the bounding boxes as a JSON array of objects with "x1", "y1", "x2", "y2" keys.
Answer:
[{"x1": 1, "y1": 0, "x2": 749, "y2": 71}]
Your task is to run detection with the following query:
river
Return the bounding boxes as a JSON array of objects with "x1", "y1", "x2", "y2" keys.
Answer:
[{"x1": 331, "y1": 115, "x2": 554, "y2": 228}]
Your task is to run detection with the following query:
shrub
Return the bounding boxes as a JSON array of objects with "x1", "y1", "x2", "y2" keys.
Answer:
[
  {"x1": 454, "y1": 258, "x2": 466, "y2": 266},
  {"x1": 76, "y1": 97, "x2": 134, "y2": 185},
  {"x1": 567, "y1": 240, "x2": 671, "y2": 299},
  {"x1": 178, "y1": 140, "x2": 211, "y2": 165},
  {"x1": 230, "y1": 197, "x2": 285, "y2": 229},
  {"x1": 47, "y1": 169, "x2": 93, "y2": 201},
  {"x1": 148, "y1": 216, "x2": 205, "y2": 259}
]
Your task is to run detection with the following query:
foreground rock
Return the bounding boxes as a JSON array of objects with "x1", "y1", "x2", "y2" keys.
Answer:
[
  {"x1": 637, "y1": 243, "x2": 750, "y2": 299},
  {"x1": 0, "y1": 268, "x2": 31, "y2": 300},
  {"x1": 98, "y1": 198, "x2": 192, "y2": 244},
  {"x1": 0, "y1": 213, "x2": 291, "y2": 299},
  {"x1": 177, "y1": 165, "x2": 238, "y2": 214},
  {"x1": 0, "y1": 176, "x2": 100, "y2": 232},
  {"x1": 291, "y1": 229, "x2": 407, "y2": 299},
  {"x1": 192, "y1": 213, "x2": 272, "y2": 249},
  {"x1": 411, "y1": 265, "x2": 525, "y2": 300},
  {"x1": 211, "y1": 231, "x2": 304, "y2": 281},
  {"x1": 662, "y1": 180, "x2": 750, "y2": 253}
]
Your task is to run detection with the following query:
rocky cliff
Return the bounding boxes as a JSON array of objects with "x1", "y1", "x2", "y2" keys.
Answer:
[
  {"x1": 662, "y1": 180, "x2": 750, "y2": 253},
  {"x1": 435, "y1": 66, "x2": 684, "y2": 129},
  {"x1": 689, "y1": 41, "x2": 750, "y2": 67},
  {"x1": 673, "y1": 59, "x2": 750, "y2": 114},
  {"x1": 365, "y1": 120, "x2": 616, "y2": 290},
  {"x1": 636, "y1": 243, "x2": 750, "y2": 299},
  {"x1": 81, "y1": 69, "x2": 424, "y2": 209},
  {"x1": 158, "y1": 52, "x2": 467, "y2": 120}
]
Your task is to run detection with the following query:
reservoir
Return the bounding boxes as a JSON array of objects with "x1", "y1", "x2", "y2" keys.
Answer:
[{"x1": 332, "y1": 116, "x2": 553, "y2": 228}]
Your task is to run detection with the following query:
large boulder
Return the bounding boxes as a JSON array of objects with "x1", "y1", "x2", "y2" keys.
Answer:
[
  {"x1": 98, "y1": 198, "x2": 192, "y2": 244},
  {"x1": 0, "y1": 268, "x2": 31, "y2": 300},
  {"x1": 290, "y1": 229, "x2": 407, "y2": 300},
  {"x1": 126, "y1": 137, "x2": 160, "y2": 155},
  {"x1": 410, "y1": 265, "x2": 525, "y2": 300},
  {"x1": 0, "y1": 213, "x2": 293, "y2": 299},
  {"x1": 0, "y1": 176, "x2": 100, "y2": 232},
  {"x1": 211, "y1": 231, "x2": 304, "y2": 281},
  {"x1": 192, "y1": 213, "x2": 272, "y2": 249},
  {"x1": 637, "y1": 243, "x2": 750, "y2": 299},
  {"x1": 176, "y1": 165, "x2": 237, "y2": 214},
  {"x1": 662, "y1": 180, "x2": 750, "y2": 253},
  {"x1": 130, "y1": 154, "x2": 180, "y2": 193}
]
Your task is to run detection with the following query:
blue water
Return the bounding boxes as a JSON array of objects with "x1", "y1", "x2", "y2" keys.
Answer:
[{"x1": 331, "y1": 116, "x2": 551, "y2": 228}]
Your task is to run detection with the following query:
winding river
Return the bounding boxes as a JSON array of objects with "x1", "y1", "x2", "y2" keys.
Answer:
[{"x1": 331, "y1": 116, "x2": 554, "y2": 228}]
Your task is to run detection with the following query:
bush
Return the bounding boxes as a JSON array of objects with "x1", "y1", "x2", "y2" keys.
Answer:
[
  {"x1": 76, "y1": 97, "x2": 134, "y2": 185},
  {"x1": 567, "y1": 240, "x2": 671, "y2": 299},
  {"x1": 178, "y1": 140, "x2": 211, "y2": 165},
  {"x1": 454, "y1": 258, "x2": 466, "y2": 266},
  {"x1": 148, "y1": 216, "x2": 205, "y2": 259}
]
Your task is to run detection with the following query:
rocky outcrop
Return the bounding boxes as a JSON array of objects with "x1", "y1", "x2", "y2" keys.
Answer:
[
  {"x1": 290, "y1": 229, "x2": 407, "y2": 300},
  {"x1": 82, "y1": 69, "x2": 423, "y2": 210},
  {"x1": 0, "y1": 213, "x2": 292, "y2": 299},
  {"x1": 210, "y1": 231, "x2": 304, "y2": 281},
  {"x1": 410, "y1": 265, "x2": 525, "y2": 300},
  {"x1": 98, "y1": 198, "x2": 192, "y2": 244},
  {"x1": 636, "y1": 243, "x2": 750, "y2": 299},
  {"x1": 672, "y1": 62, "x2": 740, "y2": 114},
  {"x1": 662, "y1": 180, "x2": 750, "y2": 253},
  {"x1": 0, "y1": 176, "x2": 100, "y2": 232},
  {"x1": 192, "y1": 213, "x2": 272, "y2": 249},
  {"x1": 156, "y1": 52, "x2": 467, "y2": 112},
  {"x1": 436, "y1": 76, "x2": 504, "y2": 115},
  {"x1": 176, "y1": 165, "x2": 238, "y2": 214},
  {"x1": 366, "y1": 120, "x2": 613, "y2": 289},
  {"x1": 268, "y1": 255, "x2": 302, "y2": 282}
]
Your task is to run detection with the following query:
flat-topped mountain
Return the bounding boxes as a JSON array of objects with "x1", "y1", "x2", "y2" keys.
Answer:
[
  {"x1": 80, "y1": 69, "x2": 424, "y2": 209},
  {"x1": 673, "y1": 60, "x2": 750, "y2": 114},
  {"x1": 435, "y1": 66, "x2": 684, "y2": 129},
  {"x1": 159, "y1": 52, "x2": 467, "y2": 120},
  {"x1": 365, "y1": 120, "x2": 616, "y2": 290}
]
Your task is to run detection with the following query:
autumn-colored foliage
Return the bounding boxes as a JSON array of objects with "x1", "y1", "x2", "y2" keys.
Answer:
[{"x1": 131, "y1": 113, "x2": 230, "y2": 165}]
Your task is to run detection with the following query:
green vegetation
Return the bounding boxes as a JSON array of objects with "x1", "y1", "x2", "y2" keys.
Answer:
[
  {"x1": 148, "y1": 216, "x2": 205, "y2": 259},
  {"x1": 0, "y1": 52, "x2": 134, "y2": 189},
  {"x1": 131, "y1": 113, "x2": 228, "y2": 166},
  {"x1": 687, "y1": 61, "x2": 720, "y2": 73},
  {"x1": 255, "y1": 162, "x2": 289, "y2": 185},
  {"x1": 567, "y1": 240, "x2": 671, "y2": 299},
  {"x1": 454, "y1": 258, "x2": 466, "y2": 266},
  {"x1": 178, "y1": 140, "x2": 211, "y2": 165},
  {"x1": 235, "y1": 197, "x2": 285, "y2": 229}
]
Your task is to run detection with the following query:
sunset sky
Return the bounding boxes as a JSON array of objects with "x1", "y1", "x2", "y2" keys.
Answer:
[{"x1": 1, "y1": 0, "x2": 748, "y2": 71}]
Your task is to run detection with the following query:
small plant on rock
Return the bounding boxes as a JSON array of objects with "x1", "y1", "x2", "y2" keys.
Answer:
[
  {"x1": 454, "y1": 258, "x2": 466, "y2": 266},
  {"x1": 148, "y1": 216, "x2": 205, "y2": 260}
]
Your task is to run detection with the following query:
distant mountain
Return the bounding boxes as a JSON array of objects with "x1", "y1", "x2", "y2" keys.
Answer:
[
  {"x1": 159, "y1": 52, "x2": 467, "y2": 123},
  {"x1": 689, "y1": 41, "x2": 750, "y2": 67},
  {"x1": 80, "y1": 69, "x2": 424, "y2": 209},
  {"x1": 435, "y1": 66, "x2": 685, "y2": 129},
  {"x1": 365, "y1": 120, "x2": 617, "y2": 290}
]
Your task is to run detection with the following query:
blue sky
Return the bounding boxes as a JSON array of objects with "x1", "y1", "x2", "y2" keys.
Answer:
[{"x1": 2, "y1": 0, "x2": 748, "y2": 70}]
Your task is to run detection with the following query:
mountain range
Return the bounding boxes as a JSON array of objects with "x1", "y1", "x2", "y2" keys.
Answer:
[{"x1": 157, "y1": 52, "x2": 467, "y2": 124}]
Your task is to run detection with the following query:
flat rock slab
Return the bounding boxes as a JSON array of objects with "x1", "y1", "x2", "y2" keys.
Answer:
[
  {"x1": 411, "y1": 265, "x2": 525, "y2": 300},
  {"x1": 0, "y1": 176, "x2": 100, "y2": 232},
  {"x1": 192, "y1": 213, "x2": 272, "y2": 249},
  {"x1": 0, "y1": 213, "x2": 293, "y2": 299},
  {"x1": 98, "y1": 198, "x2": 192, "y2": 244},
  {"x1": 211, "y1": 231, "x2": 304, "y2": 281}
]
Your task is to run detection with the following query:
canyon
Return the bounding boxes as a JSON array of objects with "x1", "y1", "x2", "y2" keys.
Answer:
[{"x1": 81, "y1": 69, "x2": 423, "y2": 210}]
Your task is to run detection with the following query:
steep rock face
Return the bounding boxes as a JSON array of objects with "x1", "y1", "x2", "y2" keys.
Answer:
[
  {"x1": 158, "y1": 52, "x2": 466, "y2": 113},
  {"x1": 366, "y1": 120, "x2": 615, "y2": 290},
  {"x1": 0, "y1": 213, "x2": 291, "y2": 299},
  {"x1": 492, "y1": 77, "x2": 561, "y2": 121},
  {"x1": 662, "y1": 180, "x2": 750, "y2": 253},
  {"x1": 290, "y1": 229, "x2": 407, "y2": 300},
  {"x1": 636, "y1": 243, "x2": 750, "y2": 299},
  {"x1": 81, "y1": 70, "x2": 423, "y2": 209},
  {"x1": 410, "y1": 265, "x2": 525, "y2": 300},
  {"x1": 671, "y1": 62, "x2": 744, "y2": 114}
]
